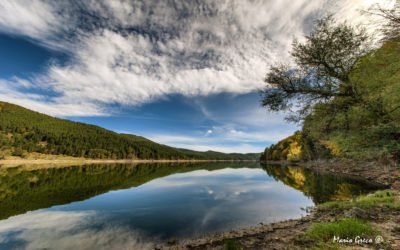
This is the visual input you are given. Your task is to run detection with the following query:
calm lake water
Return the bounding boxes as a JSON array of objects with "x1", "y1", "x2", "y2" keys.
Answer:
[{"x1": 0, "y1": 162, "x2": 379, "y2": 249}]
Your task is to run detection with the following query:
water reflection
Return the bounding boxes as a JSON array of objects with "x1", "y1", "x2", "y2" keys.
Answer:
[
  {"x1": 262, "y1": 164, "x2": 379, "y2": 204},
  {"x1": 0, "y1": 211, "x2": 154, "y2": 250},
  {"x1": 0, "y1": 162, "x2": 258, "y2": 220},
  {"x1": 0, "y1": 163, "x2": 380, "y2": 249}
]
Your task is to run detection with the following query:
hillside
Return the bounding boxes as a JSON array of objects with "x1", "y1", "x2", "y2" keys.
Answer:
[
  {"x1": 0, "y1": 102, "x2": 260, "y2": 160},
  {"x1": 260, "y1": 132, "x2": 304, "y2": 161},
  {"x1": 260, "y1": 38, "x2": 400, "y2": 162},
  {"x1": 176, "y1": 148, "x2": 260, "y2": 160}
]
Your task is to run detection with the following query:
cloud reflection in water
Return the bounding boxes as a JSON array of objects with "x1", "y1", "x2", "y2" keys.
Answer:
[
  {"x1": 0, "y1": 211, "x2": 154, "y2": 250},
  {"x1": 0, "y1": 167, "x2": 314, "y2": 249}
]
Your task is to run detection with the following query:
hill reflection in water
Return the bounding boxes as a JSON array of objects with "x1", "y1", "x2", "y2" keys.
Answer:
[{"x1": 0, "y1": 162, "x2": 380, "y2": 249}]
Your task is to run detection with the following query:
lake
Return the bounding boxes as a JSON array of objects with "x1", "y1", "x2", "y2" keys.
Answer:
[{"x1": 0, "y1": 162, "x2": 379, "y2": 249}]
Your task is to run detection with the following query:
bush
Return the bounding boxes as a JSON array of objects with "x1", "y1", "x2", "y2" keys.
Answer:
[{"x1": 11, "y1": 147, "x2": 28, "y2": 158}]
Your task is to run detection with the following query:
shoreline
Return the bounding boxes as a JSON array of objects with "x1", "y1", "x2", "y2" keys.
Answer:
[
  {"x1": 161, "y1": 160, "x2": 400, "y2": 249},
  {"x1": 0, "y1": 158, "x2": 258, "y2": 168},
  {"x1": 160, "y1": 193, "x2": 400, "y2": 249},
  {"x1": 269, "y1": 159, "x2": 400, "y2": 188}
]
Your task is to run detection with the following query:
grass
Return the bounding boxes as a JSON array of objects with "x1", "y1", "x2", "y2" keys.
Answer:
[
  {"x1": 223, "y1": 238, "x2": 241, "y2": 250},
  {"x1": 300, "y1": 218, "x2": 377, "y2": 249},
  {"x1": 304, "y1": 218, "x2": 376, "y2": 242},
  {"x1": 302, "y1": 190, "x2": 400, "y2": 248},
  {"x1": 318, "y1": 190, "x2": 400, "y2": 211}
]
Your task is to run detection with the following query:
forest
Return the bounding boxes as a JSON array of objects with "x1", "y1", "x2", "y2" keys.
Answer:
[
  {"x1": 0, "y1": 102, "x2": 259, "y2": 160},
  {"x1": 260, "y1": 3, "x2": 400, "y2": 163}
]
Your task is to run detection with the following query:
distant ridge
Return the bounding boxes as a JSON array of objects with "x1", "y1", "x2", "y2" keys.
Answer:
[{"x1": 0, "y1": 102, "x2": 260, "y2": 160}]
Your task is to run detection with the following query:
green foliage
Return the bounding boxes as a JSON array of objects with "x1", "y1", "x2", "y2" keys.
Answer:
[
  {"x1": 318, "y1": 190, "x2": 400, "y2": 211},
  {"x1": 260, "y1": 10, "x2": 400, "y2": 162},
  {"x1": 176, "y1": 148, "x2": 260, "y2": 161},
  {"x1": 11, "y1": 147, "x2": 28, "y2": 158},
  {"x1": 223, "y1": 238, "x2": 241, "y2": 250},
  {"x1": 260, "y1": 16, "x2": 370, "y2": 122},
  {"x1": 304, "y1": 218, "x2": 376, "y2": 242},
  {"x1": 260, "y1": 132, "x2": 307, "y2": 161},
  {"x1": 0, "y1": 102, "x2": 259, "y2": 160},
  {"x1": 302, "y1": 39, "x2": 400, "y2": 161}
]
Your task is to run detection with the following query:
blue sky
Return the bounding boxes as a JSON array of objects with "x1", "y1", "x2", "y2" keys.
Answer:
[{"x1": 0, "y1": 0, "x2": 383, "y2": 153}]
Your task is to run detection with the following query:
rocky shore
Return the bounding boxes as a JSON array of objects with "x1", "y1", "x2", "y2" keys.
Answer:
[{"x1": 160, "y1": 205, "x2": 400, "y2": 249}]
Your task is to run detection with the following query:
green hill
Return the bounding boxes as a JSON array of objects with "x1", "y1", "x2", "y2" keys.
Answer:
[
  {"x1": 0, "y1": 102, "x2": 260, "y2": 160},
  {"x1": 260, "y1": 38, "x2": 400, "y2": 162},
  {"x1": 176, "y1": 148, "x2": 260, "y2": 160}
]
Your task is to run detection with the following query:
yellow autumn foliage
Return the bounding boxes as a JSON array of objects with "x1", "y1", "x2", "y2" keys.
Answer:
[
  {"x1": 262, "y1": 132, "x2": 305, "y2": 160},
  {"x1": 289, "y1": 167, "x2": 306, "y2": 186},
  {"x1": 287, "y1": 141, "x2": 302, "y2": 160},
  {"x1": 272, "y1": 150, "x2": 280, "y2": 159},
  {"x1": 320, "y1": 140, "x2": 342, "y2": 157},
  {"x1": 281, "y1": 148, "x2": 289, "y2": 158}
]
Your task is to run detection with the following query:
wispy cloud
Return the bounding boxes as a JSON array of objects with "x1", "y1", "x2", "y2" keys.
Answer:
[
  {"x1": 143, "y1": 167, "x2": 314, "y2": 227},
  {"x1": 0, "y1": 0, "x2": 383, "y2": 116},
  {"x1": 0, "y1": 79, "x2": 107, "y2": 116},
  {"x1": 148, "y1": 132, "x2": 279, "y2": 153},
  {"x1": 146, "y1": 100, "x2": 299, "y2": 153}
]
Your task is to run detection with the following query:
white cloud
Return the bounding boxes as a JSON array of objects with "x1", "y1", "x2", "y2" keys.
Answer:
[
  {"x1": 0, "y1": 1, "x2": 58, "y2": 39},
  {"x1": 148, "y1": 135, "x2": 200, "y2": 144},
  {"x1": 147, "y1": 119, "x2": 297, "y2": 153},
  {"x1": 163, "y1": 168, "x2": 266, "y2": 178},
  {"x1": 146, "y1": 121, "x2": 298, "y2": 152},
  {"x1": 0, "y1": 78, "x2": 108, "y2": 116},
  {"x1": 149, "y1": 131, "x2": 267, "y2": 152},
  {"x1": 332, "y1": 0, "x2": 396, "y2": 28},
  {"x1": 0, "y1": 0, "x2": 383, "y2": 116}
]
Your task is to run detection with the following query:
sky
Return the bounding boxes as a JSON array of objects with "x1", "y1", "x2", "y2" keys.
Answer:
[{"x1": 0, "y1": 0, "x2": 391, "y2": 153}]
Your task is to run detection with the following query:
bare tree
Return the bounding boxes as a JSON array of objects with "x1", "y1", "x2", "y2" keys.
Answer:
[{"x1": 363, "y1": 0, "x2": 400, "y2": 42}]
